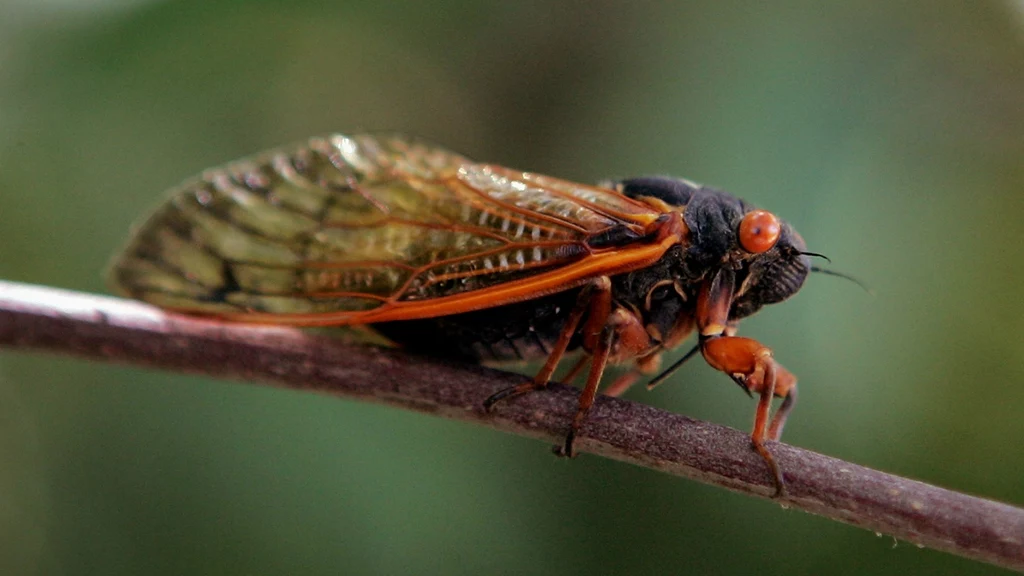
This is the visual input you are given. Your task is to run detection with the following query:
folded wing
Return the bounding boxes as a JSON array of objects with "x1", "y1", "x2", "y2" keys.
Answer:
[{"x1": 109, "y1": 133, "x2": 669, "y2": 325}]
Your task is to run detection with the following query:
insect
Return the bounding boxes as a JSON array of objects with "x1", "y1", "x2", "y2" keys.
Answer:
[{"x1": 109, "y1": 133, "x2": 824, "y2": 495}]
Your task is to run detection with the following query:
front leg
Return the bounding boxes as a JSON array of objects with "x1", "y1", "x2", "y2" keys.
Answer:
[
  {"x1": 697, "y1": 269, "x2": 798, "y2": 497},
  {"x1": 700, "y1": 336, "x2": 797, "y2": 495}
]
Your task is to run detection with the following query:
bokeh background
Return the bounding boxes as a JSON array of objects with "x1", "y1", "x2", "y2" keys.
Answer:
[{"x1": 2, "y1": 1, "x2": 1024, "y2": 574}]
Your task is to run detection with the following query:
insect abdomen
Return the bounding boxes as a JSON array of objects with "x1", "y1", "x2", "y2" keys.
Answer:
[{"x1": 370, "y1": 289, "x2": 581, "y2": 363}]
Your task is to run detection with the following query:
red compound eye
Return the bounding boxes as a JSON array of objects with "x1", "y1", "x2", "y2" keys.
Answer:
[{"x1": 738, "y1": 210, "x2": 781, "y2": 254}]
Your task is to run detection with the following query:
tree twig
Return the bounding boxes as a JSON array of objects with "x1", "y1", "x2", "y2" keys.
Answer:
[{"x1": 1, "y1": 279, "x2": 1022, "y2": 572}]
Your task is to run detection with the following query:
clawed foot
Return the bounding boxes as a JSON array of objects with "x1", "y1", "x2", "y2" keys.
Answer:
[
  {"x1": 753, "y1": 440, "x2": 786, "y2": 498},
  {"x1": 484, "y1": 380, "x2": 546, "y2": 412},
  {"x1": 552, "y1": 428, "x2": 578, "y2": 458}
]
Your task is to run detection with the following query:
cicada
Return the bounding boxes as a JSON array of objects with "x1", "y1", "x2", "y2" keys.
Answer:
[{"x1": 109, "y1": 133, "x2": 820, "y2": 494}]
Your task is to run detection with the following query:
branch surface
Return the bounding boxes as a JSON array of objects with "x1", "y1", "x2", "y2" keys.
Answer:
[{"x1": 1, "y1": 280, "x2": 1022, "y2": 572}]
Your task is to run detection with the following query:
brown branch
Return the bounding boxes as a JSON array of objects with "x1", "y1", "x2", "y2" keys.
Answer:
[{"x1": 1, "y1": 280, "x2": 1023, "y2": 572}]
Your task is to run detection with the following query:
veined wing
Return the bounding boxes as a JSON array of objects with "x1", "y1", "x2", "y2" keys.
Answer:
[{"x1": 109, "y1": 133, "x2": 674, "y2": 325}]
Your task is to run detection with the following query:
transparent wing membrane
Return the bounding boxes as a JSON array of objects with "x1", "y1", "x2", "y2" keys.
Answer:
[{"x1": 109, "y1": 133, "x2": 666, "y2": 324}]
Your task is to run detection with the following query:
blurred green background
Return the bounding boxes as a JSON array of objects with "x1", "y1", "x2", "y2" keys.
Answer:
[{"x1": 2, "y1": 1, "x2": 1024, "y2": 574}]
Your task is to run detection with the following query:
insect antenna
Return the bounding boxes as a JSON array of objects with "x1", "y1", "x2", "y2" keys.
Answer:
[
  {"x1": 646, "y1": 343, "x2": 701, "y2": 390},
  {"x1": 799, "y1": 251, "x2": 831, "y2": 263},
  {"x1": 810, "y1": 266, "x2": 874, "y2": 295}
]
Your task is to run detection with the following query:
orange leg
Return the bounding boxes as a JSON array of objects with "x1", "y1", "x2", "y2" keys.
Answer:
[
  {"x1": 602, "y1": 370, "x2": 641, "y2": 398},
  {"x1": 603, "y1": 351, "x2": 662, "y2": 398},
  {"x1": 558, "y1": 354, "x2": 590, "y2": 384},
  {"x1": 701, "y1": 336, "x2": 796, "y2": 496},
  {"x1": 695, "y1": 269, "x2": 797, "y2": 497},
  {"x1": 730, "y1": 351, "x2": 798, "y2": 441},
  {"x1": 555, "y1": 317, "x2": 616, "y2": 457},
  {"x1": 763, "y1": 364, "x2": 798, "y2": 441},
  {"x1": 484, "y1": 277, "x2": 611, "y2": 410},
  {"x1": 556, "y1": 307, "x2": 653, "y2": 456},
  {"x1": 485, "y1": 278, "x2": 660, "y2": 460}
]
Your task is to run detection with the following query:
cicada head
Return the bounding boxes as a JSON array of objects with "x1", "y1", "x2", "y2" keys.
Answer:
[
  {"x1": 729, "y1": 220, "x2": 811, "y2": 319},
  {"x1": 617, "y1": 176, "x2": 811, "y2": 320}
]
